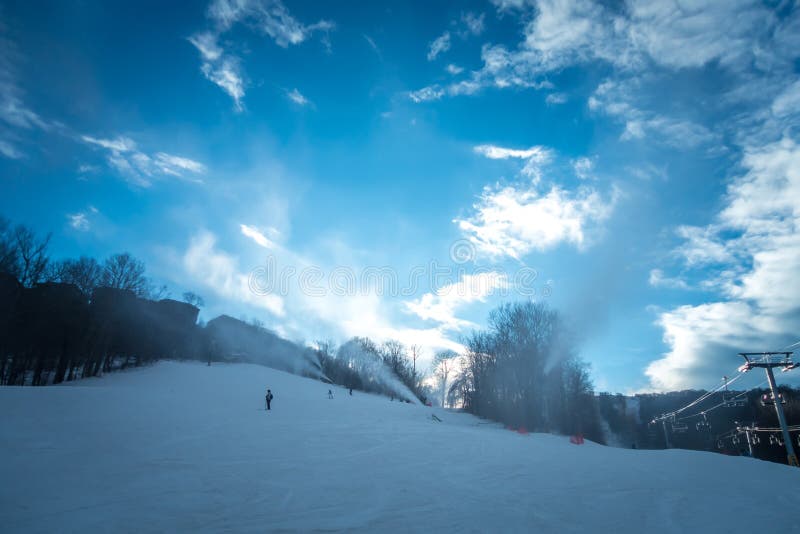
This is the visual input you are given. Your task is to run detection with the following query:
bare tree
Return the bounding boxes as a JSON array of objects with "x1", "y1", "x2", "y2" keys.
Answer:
[
  {"x1": 147, "y1": 283, "x2": 171, "y2": 300},
  {"x1": 382, "y1": 340, "x2": 406, "y2": 376},
  {"x1": 182, "y1": 291, "x2": 205, "y2": 307},
  {"x1": 0, "y1": 216, "x2": 17, "y2": 276},
  {"x1": 49, "y1": 256, "x2": 102, "y2": 295},
  {"x1": 102, "y1": 253, "x2": 148, "y2": 295},
  {"x1": 434, "y1": 350, "x2": 457, "y2": 408},
  {"x1": 410, "y1": 344, "x2": 421, "y2": 381},
  {"x1": 13, "y1": 225, "x2": 51, "y2": 287}
]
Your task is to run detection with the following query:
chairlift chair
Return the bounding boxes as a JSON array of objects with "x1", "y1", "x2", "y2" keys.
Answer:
[
  {"x1": 671, "y1": 421, "x2": 688, "y2": 433},
  {"x1": 760, "y1": 392, "x2": 785, "y2": 406}
]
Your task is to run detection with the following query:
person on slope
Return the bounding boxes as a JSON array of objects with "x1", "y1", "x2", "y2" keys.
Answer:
[
  {"x1": 265, "y1": 389, "x2": 273, "y2": 411},
  {"x1": 328, "y1": 389, "x2": 334, "y2": 399}
]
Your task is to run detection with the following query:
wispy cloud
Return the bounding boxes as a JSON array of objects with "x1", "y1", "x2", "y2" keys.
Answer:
[
  {"x1": 445, "y1": 64, "x2": 463, "y2": 75},
  {"x1": 648, "y1": 269, "x2": 689, "y2": 290},
  {"x1": 473, "y1": 144, "x2": 548, "y2": 160},
  {"x1": 572, "y1": 156, "x2": 594, "y2": 180},
  {"x1": 458, "y1": 143, "x2": 617, "y2": 259},
  {"x1": 240, "y1": 224, "x2": 279, "y2": 249},
  {"x1": 0, "y1": 138, "x2": 23, "y2": 159},
  {"x1": 412, "y1": 0, "x2": 793, "y2": 109},
  {"x1": 646, "y1": 137, "x2": 800, "y2": 390},
  {"x1": 188, "y1": 32, "x2": 245, "y2": 111},
  {"x1": 460, "y1": 12, "x2": 485, "y2": 36},
  {"x1": 474, "y1": 143, "x2": 552, "y2": 182},
  {"x1": 190, "y1": 0, "x2": 334, "y2": 110},
  {"x1": 405, "y1": 272, "x2": 507, "y2": 331},
  {"x1": 207, "y1": 0, "x2": 334, "y2": 48},
  {"x1": 67, "y1": 212, "x2": 90, "y2": 231},
  {"x1": 427, "y1": 32, "x2": 451, "y2": 61},
  {"x1": 0, "y1": 32, "x2": 54, "y2": 158},
  {"x1": 455, "y1": 183, "x2": 616, "y2": 259},
  {"x1": 66, "y1": 206, "x2": 99, "y2": 232},
  {"x1": 588, "y1": 78, "x2": 717, "y2": 148},
  {"x1": 81, "y1": 135, "x2": 206, "y2": 186},
  {"x1": 286, "y1": 88, "x2": 311, "y2": 106},
  {"x1": 363, "y1": 34, "x2": 381, "y2": 58},
  {"x1": 408, "y1": 86, "x2": 445, "y2": 103},
  {"x1": 183, "y1": 230, "x2": 285, "y2": 316}
]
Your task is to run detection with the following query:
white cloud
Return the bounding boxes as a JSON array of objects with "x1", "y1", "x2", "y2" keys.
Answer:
[
  {"x1": 625, "y1": 0, "x2": 774, "y2": 70},
  {"x1": 461, "y1": 12, "x2": 485, "y2": 36},
  {"x1": 0, "y1": 139, "x2": 23, "y2": 159},
  {"x1": 187, "y1": 31, "x2": 223, "y2": 62},
  {"x1": 81, "y1": 134, "x2": 205, "y2": 186},
  {"x1": 363, "y1": 34, "x2": 380, "y2": 57},
  {"x1": 427, "y1": 32, "x2": 451, "y2": 61},
  {"x1": 207, "y1": 0, "x2": 334, "y2": 47},
  {"x1": 286, "y1": 88, "x2": 310, "y2": 106},
  {"x1": 0, "y1": 35, "x2": 51, "y2": 134},
  {"x1": 81, "y1": 135, "x2": 137, "y2": 152},
  {"x1": 191, "y1": 0, "x2": 333, "y2": 109},
  {"x1": 455, "y1": 183, "x2": 616, "y2": 259},
  {"x1": 154, "y1": 153, "x2": 208, "y2": 175},
  {"x1": 240, "y1": 224, "x2": 278, "y2": 249},
  {"x1": 474, "y1": 143, "x2": 552, "y2": 182},
  {"x1": 545, "y1": 92, "x2": 567, "y2": 105},
  {"x1": 405, "y1": 272, "x2": 508, "y2": 330},
  {"x1": 462, "y1": 144, "x2": 617, "y2": 258},
  {"x1": 572, "y1": 156, "x2": 594, "y2": 179},
  {"x1": 418, "y1": 0, "x2": 790, "y2": 108},
  {"x1": 771, "y1": 79, "x2": 800, "y2": 118},
  {"x1": 589, "y1": 78, "x2": 717, "y2": 148},
  {"x1": 490, "y1": 0, "x2": 531, "y2": 13},
  {"x1": 187, "y1": 33, "x2": 246, "y2": 112},
  {"x1": 183, "y1": 231, "x2": 285, "y2": 317},
  {"x1": 408, "y1": 86, "x2": 445, "y2": 103},
  {"x1": 67, "y1": 212, "x2": 90, "y2": 231},
  {"x1": 648, "y1": 269, "x2": 688, "y2": 290},
  {"x1": 647, "y1": 137, "x2": 800, "y2": 390},
  {"x1": 474, "y1": 144, "x2": 549, "y2": 160},
  {"x1": 445, "y1": 64, "x2": 464, "y2": 75}
]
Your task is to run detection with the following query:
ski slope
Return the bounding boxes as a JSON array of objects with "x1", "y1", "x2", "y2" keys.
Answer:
[{"x1": 1, "y1": 361, "x2": 798, "y2": 533}]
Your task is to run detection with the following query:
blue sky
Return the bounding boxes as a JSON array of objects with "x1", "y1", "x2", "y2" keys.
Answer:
[{"x1": 2, "y1": 0, "x2": 800, "y2": 393}]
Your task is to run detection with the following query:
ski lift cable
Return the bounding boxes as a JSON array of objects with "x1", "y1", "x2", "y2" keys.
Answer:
[
  {"x1": 753, "y1": 426, "x2": 800, "y2": 433},
  {"x1": 653, "y1": 371, "x2": 746, "y2": 423},
  {"x1": 676, "y1": 378, "x2": 769, "y2": 422}
]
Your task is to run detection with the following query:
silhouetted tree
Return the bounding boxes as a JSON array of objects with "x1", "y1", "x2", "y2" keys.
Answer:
[
  {"x1": 449, "y1": 301, "x2": 603, "y2": 442},
  {"x1": 182, "y1": 291, "x2": 205, "y2": 307},
  {"x1": 0, "y1": 216, "x2": 17, "y2": 275},
  {"x1": 12, "y1": 224, "x2": 51, "y2": 287},
  {"x1": 49, "y1": 257, "x2": 102, "y2": 296},
  {"x1": 102, "y1": 253, "x2": 148, "y2": 296}
]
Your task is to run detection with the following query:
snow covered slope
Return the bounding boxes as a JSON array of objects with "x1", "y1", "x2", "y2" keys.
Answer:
[{"x1": 2, "y1": 361, "x2": 798, "y2": 533}]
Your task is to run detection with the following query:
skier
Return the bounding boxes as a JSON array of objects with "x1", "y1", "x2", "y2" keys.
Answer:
[
  {"x1": 349, "y1": 388, "x2": 353, "y2": 396},
  {"x1": 328, "y1": 389, "x2": 334, "y2": 399},
  {"x1": 265, "y1": 389, "x2": 273, "y2": 411}
]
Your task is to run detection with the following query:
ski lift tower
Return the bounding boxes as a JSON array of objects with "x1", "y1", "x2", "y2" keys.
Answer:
[{"x1": 738, "y1": 352, "x2": 799, "y2": 467}]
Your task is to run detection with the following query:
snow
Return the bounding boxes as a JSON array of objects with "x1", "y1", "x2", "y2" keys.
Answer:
[{"x1": 1, "y1": 361, "x2": 798, "y2": 532}]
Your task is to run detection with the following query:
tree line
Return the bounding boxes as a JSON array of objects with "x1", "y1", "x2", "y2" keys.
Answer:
[
  {"x1": 598, "y1": 386, "x2": 800, "y2": 465},
  {"x1": 0, "y1": 216, "x2": 432, "y2": 403},
  {"x1": 314, "y1": 337, "x2": 432, "y2": 403},
  {"x1": 443, "y1": 301, "x2": 604, "y2": 443}
]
